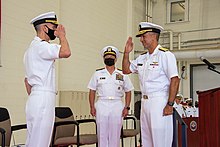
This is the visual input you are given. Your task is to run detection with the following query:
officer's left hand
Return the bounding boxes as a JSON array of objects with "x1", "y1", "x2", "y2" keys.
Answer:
[
  {"x1": 163, "y1": 105, "x2": 173, "y2": 116},
  {"x1": 122, "y1": 108, "x2": 129, "y2": 117},
  {"x1": 90, "y1": 107, "x2": 96, "y2": 117}
]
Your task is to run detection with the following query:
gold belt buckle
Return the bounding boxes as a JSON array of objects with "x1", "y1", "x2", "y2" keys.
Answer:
[
  {"x1": 108, "y1": 97, "x2": 114, "y2": 100},
  {"x1": 143, "y1": 95, "x2": 148, "y2": 99}
]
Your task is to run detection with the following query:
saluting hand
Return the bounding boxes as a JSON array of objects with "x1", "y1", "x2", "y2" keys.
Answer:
[
  {"x1": 54, "y1": 24, "x2": 66, "y2": 39},
  {"x1": 124, "y1": 37, "x2": 133, "y2": 54}
]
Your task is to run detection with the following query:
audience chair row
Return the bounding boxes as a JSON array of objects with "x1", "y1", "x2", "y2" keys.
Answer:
[{"x1": 0, "y1": 107, "x2": 140, "y2": 147}]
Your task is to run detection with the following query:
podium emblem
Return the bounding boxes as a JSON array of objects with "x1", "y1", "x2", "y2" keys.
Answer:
[{"x1": 190, "y1": 120, "x2": 197, "y2": 132}]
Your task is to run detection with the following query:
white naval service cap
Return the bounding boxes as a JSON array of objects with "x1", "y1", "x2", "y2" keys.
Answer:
[
  {"x1": 30, "y1": 11, "x2": 58, "y2": 27},
  {"x1": 136, "y1": 22, "x2": 164, "y2": 37},
  {"x1": 176, "y1": 93, "x2": 183, "y2": 100},
  {"x1": 186, "y1": 98, "x2": 192, "y2": 102},
  {"x1": 101, "y1": 46, "x2": 119, "y2": 58}
]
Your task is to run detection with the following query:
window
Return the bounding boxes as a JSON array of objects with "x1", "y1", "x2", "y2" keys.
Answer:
[
  {"x1": 190, "y1": 64, "x2": 220, "y2": 101},
  {"x1": 167, "y1": 0, "x2": 189, "y2": 23}
]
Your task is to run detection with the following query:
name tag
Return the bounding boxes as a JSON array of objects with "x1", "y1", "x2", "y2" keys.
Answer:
[{"x1": 100, "y1": 77, "x2": 106, "y2": 80}]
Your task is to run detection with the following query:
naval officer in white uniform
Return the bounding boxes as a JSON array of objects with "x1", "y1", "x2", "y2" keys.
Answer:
[
  {"x1": 185, "y1": 99, "x2": 197, "y2": 117},
  {"x1": 173, "y1": 94, "x2": 186, "y2": 118},
  {"x1": 122, "y1": 22, "x2": 180, "y2": 147},
  {"x1": 88, "y1": 46, "x2": 134, "y2": 147},
  {"x1": 24, "y1": 11, "x2": 71, "y2": 147}
]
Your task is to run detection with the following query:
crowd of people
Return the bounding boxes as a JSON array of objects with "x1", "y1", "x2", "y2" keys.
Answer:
[{"x1": 173, "y1": 94, "x2": 199, "y2": 118}]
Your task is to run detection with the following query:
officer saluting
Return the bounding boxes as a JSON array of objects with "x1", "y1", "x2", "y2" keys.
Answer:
[
  {"x1": 88, "y1": 46, "x2": 134, "y2": 147},
  {"x1": 24, "y1": 12, "x2": 71, "y2": 147},
  {"x1": 122, "y1": 22, "x2": 180, "y2": 147}
]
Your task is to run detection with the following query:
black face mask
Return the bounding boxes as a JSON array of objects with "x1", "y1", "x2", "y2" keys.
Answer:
[
  {"x1": 104, "y1": 58, "x2": 115, "y2": 66},
  {"x1": 188, "y1": 102, "x2": 192, "y2": 107},
  {"x1": 195, "y1": 103, "x2": 198, "y2": 108},
  {"x1": 45, "y1": 26, "x2": 56, "y2": 40}
]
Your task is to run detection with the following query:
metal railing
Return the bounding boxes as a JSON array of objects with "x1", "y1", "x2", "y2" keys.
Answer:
[{"x1": 159, "y1": 27, "x2": 220, "y2": 51}]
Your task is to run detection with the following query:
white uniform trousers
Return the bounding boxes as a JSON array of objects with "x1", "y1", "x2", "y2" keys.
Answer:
[
  {"x1": 140, "y1": 95, "x2": 173, "y2": 147},
  {"x1": 25, "y1": 90, "x2": 56, "y2": 147},
  {"x1": 95, "y1": 99, "x2": 123, "y2": 147}
]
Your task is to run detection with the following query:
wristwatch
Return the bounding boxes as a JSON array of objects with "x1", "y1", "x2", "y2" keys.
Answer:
[
  {"x1": 125, "y1": 106, "x2": 130, "y2": 110},
  {"x1": 167, "y1": 101, "x2": 174, "y2": 106}
]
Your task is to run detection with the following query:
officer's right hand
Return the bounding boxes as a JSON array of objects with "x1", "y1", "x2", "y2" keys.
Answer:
[
  {"x1": 124, "y1": 37, "x2": 133, "y2": 54},
  {"x1": 54, "y1": 24, "x2": 66, "y2": 39},
  {"x1": 90, "y1": 107, "x2": 96, "y2": 117}
]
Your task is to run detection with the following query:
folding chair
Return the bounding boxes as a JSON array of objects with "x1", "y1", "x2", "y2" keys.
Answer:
[
  {"x1": 51, "y1": 107, "x2": 98, "y2": 147},
  {"x1": 0, "y1": 127, "x2": 6, "y2": 147},
  {"x1": 121, "y1": 116, "x2": 140, "y2": 147},
  {"x1": 0, "y1": 107, "x2": 26, "y2": 147}
]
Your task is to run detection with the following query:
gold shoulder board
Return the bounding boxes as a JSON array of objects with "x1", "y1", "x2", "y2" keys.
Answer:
[
  {"x1": 96, "y1": 67, "x2": 105, "y2": 71},
  {"x1": 141, "y1": 51, "x2": 148, "y2": 55},
  {"x1": 159, "y1": 47, "x2": 169, "y2": 52}
]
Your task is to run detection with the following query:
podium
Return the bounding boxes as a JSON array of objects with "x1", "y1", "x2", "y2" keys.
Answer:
[
  {"x1": 178, "y1": 117, "x2": 199, "y2": 147},
  {"x1": 197, "y1": 87, "x2": 220, "y2": 147}
]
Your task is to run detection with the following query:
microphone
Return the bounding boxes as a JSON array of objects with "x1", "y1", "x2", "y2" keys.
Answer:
[{"x1": 200, "y1": 56, "x2": 216, "y2": 69}]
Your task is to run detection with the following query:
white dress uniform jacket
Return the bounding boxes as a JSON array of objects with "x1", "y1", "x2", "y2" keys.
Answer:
[
  {"x1": 194, "y1": 107, "x2": 199, "y2": 117},
  {"x1": 88, "y1": 68, "x2": 134, "y2": 147},
  {"x1": 185, "y1": 106, "x2": 197, "y2": 117},
  {"x1": 24, "y1": 36, "x2": 60, "y2": 147},
  {"x1": 130, "y1": 45, "x2": 178, "y2": 147}
]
